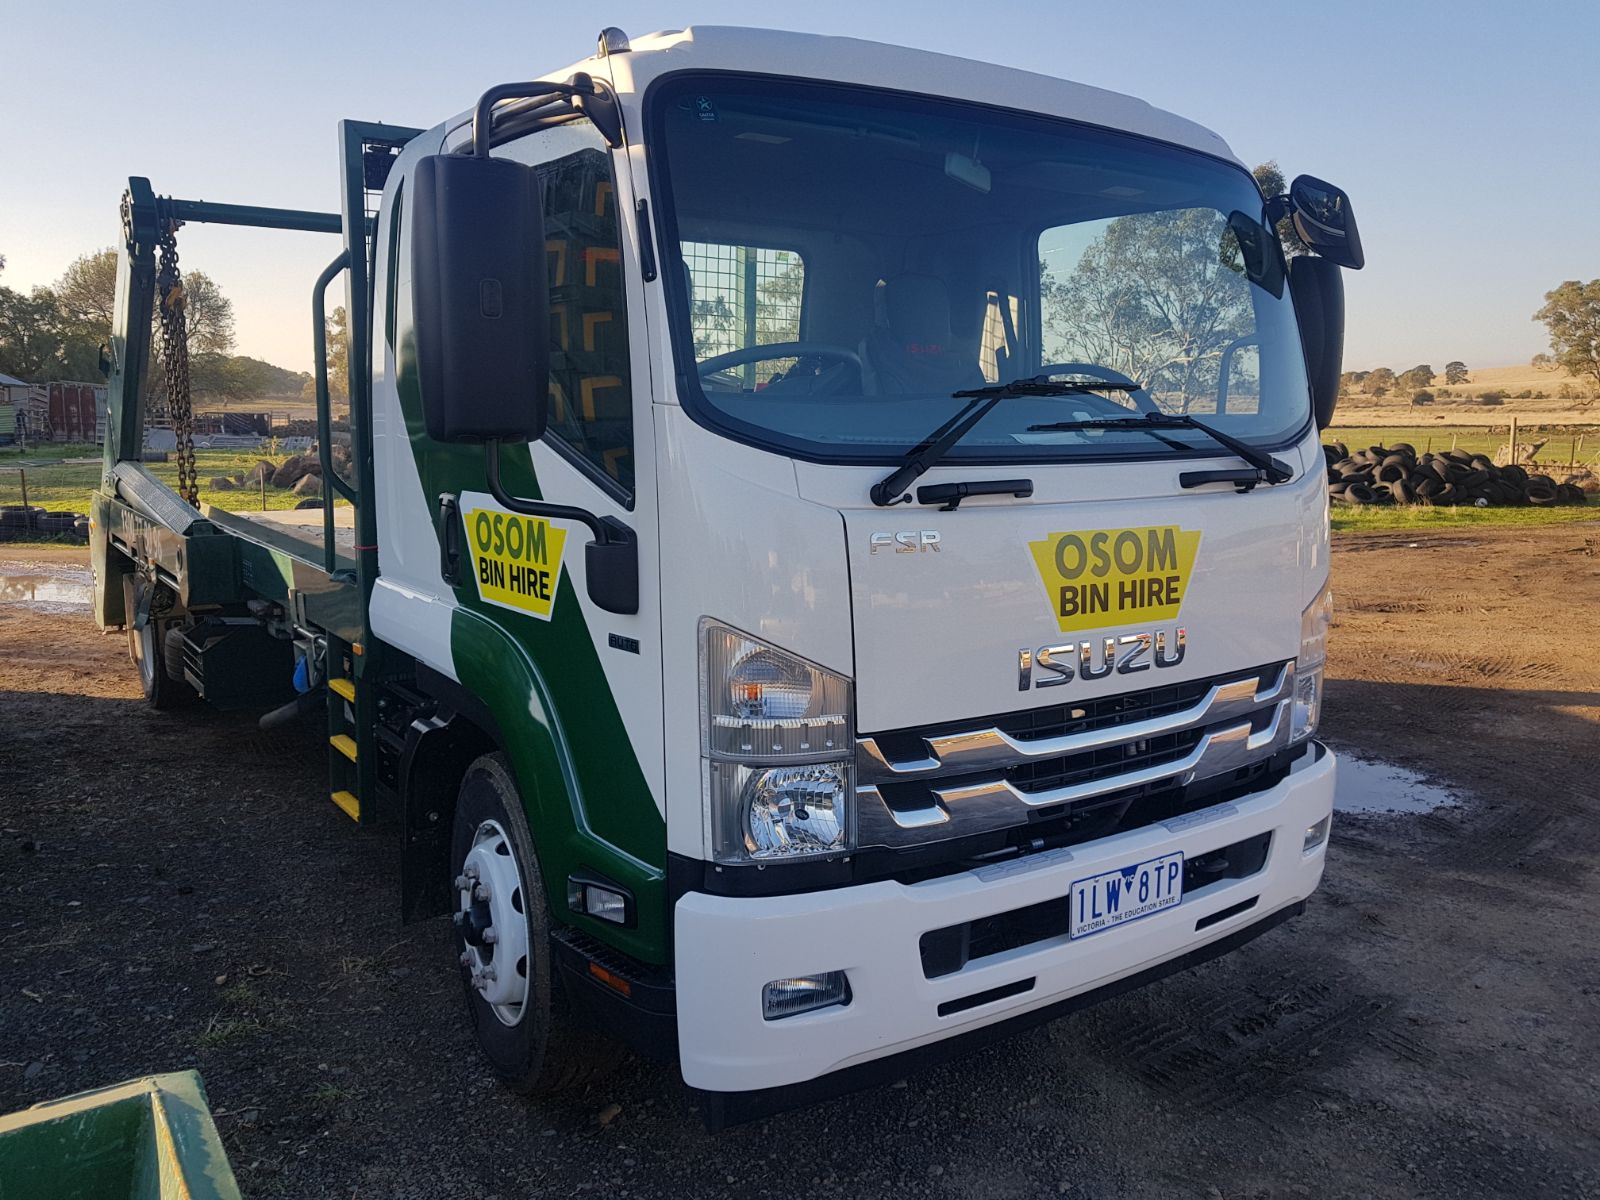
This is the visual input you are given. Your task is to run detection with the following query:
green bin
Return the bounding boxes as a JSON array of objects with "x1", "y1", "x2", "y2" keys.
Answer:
[{"x1": 0, "y1": 1071, "x2": 240, "y2": 1200}]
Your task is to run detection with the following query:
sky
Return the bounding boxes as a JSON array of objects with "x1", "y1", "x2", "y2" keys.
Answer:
[{"x1": 2, "y1": 0, "x2": 1597, "y2": 375}]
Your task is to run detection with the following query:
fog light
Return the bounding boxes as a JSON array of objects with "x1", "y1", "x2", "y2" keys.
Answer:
[
  {"x1": 762, "y1": 971, "x2": 851, "y2": 1020},
  {"x1": 1304, "y1": 814, "x2": 1332, "y2": 853},
  {"x1": 567, "y1": 876, "x2": 631, "y2": 925}
]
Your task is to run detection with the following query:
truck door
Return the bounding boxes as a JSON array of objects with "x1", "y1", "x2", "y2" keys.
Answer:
[
  {"x1": 485, "y1": 115, "x2": 667, "y2": 846},
  {"x1": 371, "y1": 112, "x2": 667, "y2": 895}
]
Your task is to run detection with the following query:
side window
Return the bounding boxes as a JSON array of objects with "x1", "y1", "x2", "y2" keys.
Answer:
[
  {"x1": 500, "y1": 120, "x2": 635, "y2": 496},
  {"x1": 681, "y1": 242, "x2": 804, "y2": 388}
]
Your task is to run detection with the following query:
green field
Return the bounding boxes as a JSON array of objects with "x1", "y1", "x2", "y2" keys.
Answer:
[
  {"x1": 1330, "y1": 499, "x2": 1597, "y2": 533},
  {"x1": 0, "y1": 447, "x2": 347, "y2": 516}
]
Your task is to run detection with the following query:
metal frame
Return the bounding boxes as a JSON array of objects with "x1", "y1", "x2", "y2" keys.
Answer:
[{"x1": 97, "y1": 119, "x2": 422, "y2": 826}]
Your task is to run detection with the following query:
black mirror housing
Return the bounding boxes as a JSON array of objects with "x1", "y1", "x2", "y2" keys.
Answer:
[
  {"x1": 1289, "y1": 175, "x2": 1364, "y2": 270},
  {"x1": 411, "y1": 153, "x2": 549, "y2": 442},
  {"x1": 1289, "y1": 255, "x2": 1345, "y2": 430}
]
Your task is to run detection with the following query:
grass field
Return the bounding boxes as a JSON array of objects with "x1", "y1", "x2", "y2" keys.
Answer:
[
  {"x1": 0, "y1": 447, "x2": 347, "y2": 516},
  {"x1": 1330, "y1": 499, "x2": 1597, "y2": 533}
]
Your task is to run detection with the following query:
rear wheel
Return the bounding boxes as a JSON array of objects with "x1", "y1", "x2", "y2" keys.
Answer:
[
  {"x1": 450, "y1": 753, "x2": 622, "y2": 1094},
  {"x1": 122, "y1": 574, "x2": 193, "y2": 709}
]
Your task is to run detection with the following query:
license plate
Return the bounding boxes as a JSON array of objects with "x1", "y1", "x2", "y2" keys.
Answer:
[{"x1": 1069, "y1": 851, "x2": 1184, "y2": 940}]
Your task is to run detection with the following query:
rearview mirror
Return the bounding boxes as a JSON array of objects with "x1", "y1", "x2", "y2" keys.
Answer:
[
  {"x1": 1289, "y1": 255, "x2": 1345, "y2": 430},
  {"x1": 1289, "y1": 175, "x2": 1364, "y2": 270},
  {"x1": 411, "y1": 153, "x2": 549, "y2": 442}
]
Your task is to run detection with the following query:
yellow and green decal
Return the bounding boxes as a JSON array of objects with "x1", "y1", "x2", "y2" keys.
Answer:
[
  {"x1": 1029, "y1": 524, "x2": 1202, "y2": 633},
  {"x1": 464, "y1": 507, "x2": 569, "y2": 621}
]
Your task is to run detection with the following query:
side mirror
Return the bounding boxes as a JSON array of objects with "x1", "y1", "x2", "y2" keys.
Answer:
[
  {"x1": 411, "y1": 153, "x2": 549, "y2": 442},
  {"x1": 1289, "y1": 255, "x2": 1345, "y2": 430},
  {"x1": 1289, "y1": 175, "x2": 1364, "y2": 270}
]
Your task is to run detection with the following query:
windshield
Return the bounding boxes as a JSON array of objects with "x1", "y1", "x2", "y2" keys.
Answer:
[{"x1": 650, "y1": 75, "x2": 1312, "y2": 466}]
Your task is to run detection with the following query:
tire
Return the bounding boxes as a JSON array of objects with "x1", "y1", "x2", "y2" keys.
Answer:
[
  {"x1": 450, "y1": 753, "x2": 623, "y2": 1095},
  {"x1": 1389, "y1": 478, "x2": 1414, "y2": 504},
  {"x1": 1500, "y1": 464, "x2": 1528, "y2": 486},
  {"x1": 122, "y1": 574, "x2": 194, "y2": 709},
  {"x1": 1524, "y1": 481, "x2": 1558, "y2": 506}
]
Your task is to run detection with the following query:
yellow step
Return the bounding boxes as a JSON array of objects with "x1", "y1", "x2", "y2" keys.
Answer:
[
  {"x1": 328, "y1": 677, "x2": 356, "y2": 703},
  {"x1": 330, "y1": 734, "x2": 358, "y2": 762},
  {"x1": 330, "y1": 790, "x2": 360, "y2": 821}
]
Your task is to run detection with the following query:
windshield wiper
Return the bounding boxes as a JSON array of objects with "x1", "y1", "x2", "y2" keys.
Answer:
[
  {"x1": 1025, "y1": 411, "x2": 1295, "y2": 489},
  {"x1": 869, "y1": 377, "x2": 1142, "y2": 507}
]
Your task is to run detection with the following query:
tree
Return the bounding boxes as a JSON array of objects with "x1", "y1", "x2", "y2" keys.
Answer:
[
  {"x1": 54, "y1": 249, "x2": 118, "y2": 332},
  {"x1": 176, "y1": 270, "x2": 235, "y2": 358},
  {"x1": 304, "y1": 305, "x2": 350, "y2": 403},
  {"x1": 1533, "y1": 280, "x2": 1600, "y2": 393},
  {"x1": 1397, "y1": 364, "x2": 1435, "y2": 391},
  {"x1": 0, "y1": 286, "x2": 66, "y2": 379},
  {"x1": 1041, "y1": 206, "x2": 1256, "y2": 410},
  {"x1": 1339, "y1": 370, "x2": 1369, "y2": 394},
  {"x1": 1251, "y1": 160, "x2": 1308, "y2": 258},
  {"x1": 1444, "y1": 360, "x2": 1469, "y2": 384},
  {"x1": 1531, "y1": 352, "x2": 1556, "y2": 371},
  {"x1": 1364, "y1": 367, "x2": 1396, "y2": 396}
]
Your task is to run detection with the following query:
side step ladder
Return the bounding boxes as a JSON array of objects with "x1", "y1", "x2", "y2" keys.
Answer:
[{"x1": 325, "y1": 637, "x2": 369, "y2": 823}]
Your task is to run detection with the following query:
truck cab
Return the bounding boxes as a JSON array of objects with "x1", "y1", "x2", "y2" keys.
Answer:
[{"x1": 94, "y1": 26, "x2": 1361, "y2": 1125}]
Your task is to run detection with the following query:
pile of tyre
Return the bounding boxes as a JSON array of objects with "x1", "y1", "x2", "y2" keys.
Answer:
[
  {"x1": 0, "y1": 506, "x2": 90, "y2": 541},
  {"x1": 1324, "y1": 443, "x2": 1589, "y2": 507}
]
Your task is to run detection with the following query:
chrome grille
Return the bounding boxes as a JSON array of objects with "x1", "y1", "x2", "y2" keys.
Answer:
[{"x1": 856, "y1": 662, "x2": 1293, "y2": 849}]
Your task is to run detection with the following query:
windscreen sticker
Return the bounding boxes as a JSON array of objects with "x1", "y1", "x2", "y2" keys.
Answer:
[
  {"x1": 1029, "y1": 525, "x2": 1201, "y2": 634},
  {"x1": 463, "y1": 505, "x2": 569, "y2": 621}
]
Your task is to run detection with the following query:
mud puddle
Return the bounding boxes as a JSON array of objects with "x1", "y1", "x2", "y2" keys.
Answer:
[
  {"x1": 1333, "y1": 749, "x2": 1462, "y2": 814},
  {"x1": 0, "y1": 560, "x2": 93, "y2": 612}
]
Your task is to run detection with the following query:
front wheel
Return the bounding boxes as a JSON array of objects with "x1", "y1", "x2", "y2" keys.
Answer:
[{"x1": 450, "y1": 753, "x2": 622, "y2": 1094}]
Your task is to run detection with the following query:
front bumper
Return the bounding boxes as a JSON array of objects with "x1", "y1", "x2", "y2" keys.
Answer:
[{"x1": 675, "y1": 742, "x2": 1336, "y2": 1093}]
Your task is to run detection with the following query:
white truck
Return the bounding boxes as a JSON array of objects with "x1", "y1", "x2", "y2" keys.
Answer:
[{"x1": 93, "y1": 25, "x2": 1360, "y2": 1126}]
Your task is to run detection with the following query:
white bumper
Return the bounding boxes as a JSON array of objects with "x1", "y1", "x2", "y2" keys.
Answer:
[{"x1": 675, "y1": 746, "x2": 1336, "y2": 1092}]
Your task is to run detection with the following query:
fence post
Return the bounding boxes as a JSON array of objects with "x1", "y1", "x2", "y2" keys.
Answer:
[
  {"x1": 1509, "y1": 415, "x2": 1518, "y2": 464},
  {"x1": 18, "y1": 468, "x2": 26, "y2": 511}
]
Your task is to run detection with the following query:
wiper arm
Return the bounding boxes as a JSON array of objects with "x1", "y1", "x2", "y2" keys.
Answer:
[
  {"x1": 870, "y1": 377, "x2": 1142, "y2": 507},
  {"x1": 1025, "y1": 411, "x2": 1295, "y2": 487},
  {"x1": 952, "y1": 376, "x2": 1143, "y2": 400}
]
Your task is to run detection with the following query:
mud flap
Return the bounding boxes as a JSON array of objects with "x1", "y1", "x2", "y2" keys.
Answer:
[{"x1": 399, "y1": 712, "x2": 476, "y2": 923}]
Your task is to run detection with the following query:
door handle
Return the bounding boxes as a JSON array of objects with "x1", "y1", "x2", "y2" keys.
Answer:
[{"x1": 438, "y1": 493, "x2": 461, "y2": 586}]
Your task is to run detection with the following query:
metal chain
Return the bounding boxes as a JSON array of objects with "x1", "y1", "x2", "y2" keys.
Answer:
[{"x1": 155, "y1": 222, "x2": 198, "y2": 507}]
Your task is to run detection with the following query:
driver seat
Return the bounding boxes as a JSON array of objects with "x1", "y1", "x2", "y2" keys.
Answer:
[{"x1": 861, "y1": 274, "x2": 985, "y2": 395}]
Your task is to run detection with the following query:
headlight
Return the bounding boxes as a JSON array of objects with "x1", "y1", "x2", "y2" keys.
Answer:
[
  {"x1": 701, "y1": 621, "x2": 853, "y2": 864},
  {"x1": 1291, "y1": 580, "x2": 1332, "y2": 744}
]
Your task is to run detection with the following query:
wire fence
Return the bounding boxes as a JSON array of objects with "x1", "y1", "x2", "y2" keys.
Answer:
[{"x1": 681, "y1": 242, "x2": 804, "y2": 385}]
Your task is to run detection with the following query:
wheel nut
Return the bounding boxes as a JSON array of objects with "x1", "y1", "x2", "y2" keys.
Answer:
[
  {"x1": 473, "y1": 883, "x2": 490, "y2": 902},
  {"x1": 458, "y1": 951, "x2": 471, "y2": 967},
  {"x1": 452, "y1": 911, "x2": 465, "y2": 927},
  {"x1": 483, "y1": 927, "x2": 497, "y2": 945},
  {"x1": 453, "y1": 874, "x2": 470, "y2": 891}
]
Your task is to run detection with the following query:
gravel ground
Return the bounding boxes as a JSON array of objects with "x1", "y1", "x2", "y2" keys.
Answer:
[{"x1": 2, "y1": 526, "x2": 1598, "y2": 1199}]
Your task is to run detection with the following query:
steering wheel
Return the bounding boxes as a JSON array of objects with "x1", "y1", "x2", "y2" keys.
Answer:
[
  {"x1": 697, "y1": 342, "x2": 861, "y2": 379},
  {"x1": 1035, "y1": 362, "x2": 1157, "y2": 412}
]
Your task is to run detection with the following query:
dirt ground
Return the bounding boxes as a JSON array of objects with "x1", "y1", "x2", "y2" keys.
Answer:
[{"x1": 3, "y1": 526, "x2": 1598, "y2": 1199}]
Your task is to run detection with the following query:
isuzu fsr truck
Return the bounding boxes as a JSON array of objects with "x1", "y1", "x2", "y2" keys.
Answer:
[{"x1": 91, "y1": 26, "x2": 1362, "y2": 1125}]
